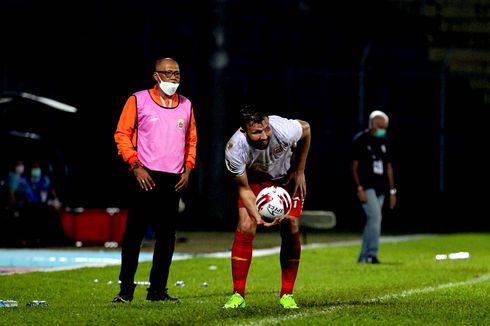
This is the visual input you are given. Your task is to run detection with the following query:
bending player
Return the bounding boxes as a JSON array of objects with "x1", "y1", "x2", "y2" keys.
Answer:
[{"x1": 223, "y1": 104, "x2": 311, "y2": 309}]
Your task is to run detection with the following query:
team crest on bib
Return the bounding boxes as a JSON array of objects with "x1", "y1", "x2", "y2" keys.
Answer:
[
  {"x1": 177, "y1": 119, "x2": 185, "y2": 129},
  {"x1": 272, "y1": 145, "x2": 283, "y2": 156}
]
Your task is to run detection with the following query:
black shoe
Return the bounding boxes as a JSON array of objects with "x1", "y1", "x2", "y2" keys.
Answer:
[
  {"x1": 112, "y1": 293, "x2": 133, "y2": 303},
  {"x1": 146, "y1": 288, "x2": 179, "y2": 301},
  {"x1": 366, "y1": 256, "x2": 381, "y2": 264}
]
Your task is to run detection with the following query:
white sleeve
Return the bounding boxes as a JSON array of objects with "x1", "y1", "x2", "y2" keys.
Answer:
[
  {"x1": 224, "y1": 132, "x2": 247, "y2": 177},
  {"x1": 269, "y1": 115, "x2": 302, "y2": 144}
]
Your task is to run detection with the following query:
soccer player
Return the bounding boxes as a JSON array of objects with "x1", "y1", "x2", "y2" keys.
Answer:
[{"x1": 223, "y1": 104, "x2": 311, "y2": 309}]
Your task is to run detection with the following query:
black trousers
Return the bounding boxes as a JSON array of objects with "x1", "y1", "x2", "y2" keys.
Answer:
[{"x1": 118, "y1": 171, "x2": 180, "y2": 294}]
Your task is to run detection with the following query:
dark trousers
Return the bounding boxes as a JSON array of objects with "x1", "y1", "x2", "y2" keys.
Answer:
[{"x1": 118, "y1": 171, "x2": 180, "y2": 294}]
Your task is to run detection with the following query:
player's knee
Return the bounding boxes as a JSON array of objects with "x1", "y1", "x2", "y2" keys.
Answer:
[{"x1": 237, "y1": 221, "x2": 256, "y2": 235}]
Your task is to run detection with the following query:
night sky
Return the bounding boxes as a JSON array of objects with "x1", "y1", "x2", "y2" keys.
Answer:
[{"x1": 1, "y1": 0, "x2": 489, "y2": 232}]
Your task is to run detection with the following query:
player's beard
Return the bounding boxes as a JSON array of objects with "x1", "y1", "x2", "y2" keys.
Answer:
[{"x1": 248, "y1": 136, "x2": 270, "y2": 150}]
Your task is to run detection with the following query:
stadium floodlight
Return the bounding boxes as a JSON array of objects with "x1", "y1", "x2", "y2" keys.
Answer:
[
  {"x1": 0, "y1": 91, "x2": 77, "y2": 113},
  {"x1": 8, "y1": 130, "x2": 42, "y2": 140},
  {"x1": 0, "y1": 97, "x2": 13, "y2": 104}
]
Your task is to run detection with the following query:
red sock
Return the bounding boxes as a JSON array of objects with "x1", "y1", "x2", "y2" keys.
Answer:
[
  {"x1": 231, "y1": 230, "x2": 254, "y2": 297},
  {"x1": 280, "y1": 231, "x2": 301, "y2": 297}
]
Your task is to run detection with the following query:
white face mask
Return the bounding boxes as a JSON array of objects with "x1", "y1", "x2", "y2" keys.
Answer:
[
  {"x1": 159, "y1": 81, "x2": 179, "y2": 96},
  {"x1": 15, "y1": 164, "x2": 24, "y2": 175}
]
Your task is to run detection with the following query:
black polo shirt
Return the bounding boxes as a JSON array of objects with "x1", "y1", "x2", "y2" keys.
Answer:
[{"x1": 352, "y1": 129, "x2": 392, "y2": 196}]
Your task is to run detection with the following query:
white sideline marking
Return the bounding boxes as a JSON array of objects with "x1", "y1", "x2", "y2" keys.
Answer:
[
  {"x1": 238, "y1": 273, "x2": 490, "y2": 326},
  {"x1": 200, "y1": 233, "x2": 435, "y2": 259}
]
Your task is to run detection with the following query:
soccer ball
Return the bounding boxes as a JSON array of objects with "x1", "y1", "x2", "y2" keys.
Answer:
[{"x1": 255, "y1": 186, "x2": 292, "y2": 221}]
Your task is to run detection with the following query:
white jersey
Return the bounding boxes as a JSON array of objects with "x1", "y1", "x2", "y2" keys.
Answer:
[{"x1": 225, "y1": 115, "x2": 303, "y2": 180}]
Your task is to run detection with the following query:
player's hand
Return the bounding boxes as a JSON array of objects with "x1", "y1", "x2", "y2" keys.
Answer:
[
  {"x1": 259, "y1": 216, "x2": 281, "y2": 227},
  {"x1": 175, "y1": 167, "x2": 190, "y2": 192},
  {"x1": 357, "y1": 189, "x2": 367, "y2": 203},
  {"x1": 255, "y1": 215, "x2": 276, "y2": 227},
  {"x1": 133, "y1": 167, "x2": 155, "y2": 191},
  {"x1": 266, "y1": 218, "x2": 281, "y2": 227},
  {"x1": 285, "y1": 171, "x2": 307, "y2": 200},
  {"x1": 389, "y1": 194, "x2": 396, "y2": 209},
  {"x1": 254, "y1": 215, "x2": 265, "y2": 225}
]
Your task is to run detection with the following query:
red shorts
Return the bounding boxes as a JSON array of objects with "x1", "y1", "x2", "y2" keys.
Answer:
[{"x1": 238, "y1": 181, "x2": 304, "y2": 217}]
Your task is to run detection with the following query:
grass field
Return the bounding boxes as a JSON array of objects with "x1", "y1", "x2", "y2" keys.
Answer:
[{"x1": 1, "y1": 232, "x2": 489, "y2": 325}]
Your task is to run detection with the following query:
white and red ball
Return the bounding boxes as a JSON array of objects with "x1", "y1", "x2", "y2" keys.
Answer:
[{"x1": 255, "y1": 186, "x2": 292, "y2": 221}]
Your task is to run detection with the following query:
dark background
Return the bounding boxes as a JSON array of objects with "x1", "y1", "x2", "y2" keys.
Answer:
[{"x1": 1, "y1": 0, "x2": 489, "y2": 233}]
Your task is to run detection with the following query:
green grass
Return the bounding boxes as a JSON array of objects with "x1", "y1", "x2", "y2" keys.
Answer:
[{"x1": 1, "y1": 233, "x2": 489, "y2": 325}]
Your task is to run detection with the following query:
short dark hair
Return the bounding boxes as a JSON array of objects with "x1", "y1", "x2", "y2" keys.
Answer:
[{"x1": 239, "y1": 104, "x2": 268, "y2": 131}]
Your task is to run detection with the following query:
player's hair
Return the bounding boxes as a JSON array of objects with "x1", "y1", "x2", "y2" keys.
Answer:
[
  {"x1": 368, "y1": 110, "x2": 389, "y2": 128},
  {"x1": 239, "y1": 104, "x2": 269, "y2": 131}
]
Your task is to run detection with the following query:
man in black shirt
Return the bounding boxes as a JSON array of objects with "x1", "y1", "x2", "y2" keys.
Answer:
[{"x1": 351, "y1": 110, "x2": 397, "y2": 264}]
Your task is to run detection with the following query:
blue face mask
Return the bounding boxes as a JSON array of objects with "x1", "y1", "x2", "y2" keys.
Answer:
[{"x1": 373, "y1": 128, "x2": 386, "y2": 138}]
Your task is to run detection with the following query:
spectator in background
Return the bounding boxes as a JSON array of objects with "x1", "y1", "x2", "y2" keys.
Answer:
[
  {"x1": 2, "y1": 159, "x2": 31, "y2": 245},
  {"x1": 351, "y1": 110, "x2": 397, "y2": 264},
  {"x1": 113, "y1": 57, "x2": 198, "y2": 303},
  {"x1": 6, "y1": 159, "x2": 31, "y2": 215},
  {"x1": 27, "y1": 162, "x2": 61, "y2": 209},
  {"x1": 23, "y1": 160, "x2": 67, "y2": 246}
]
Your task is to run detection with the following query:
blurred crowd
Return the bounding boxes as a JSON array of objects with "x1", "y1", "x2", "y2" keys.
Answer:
[{"x1": 0, "y1": 158, "x2": 71, "y2": 247}]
